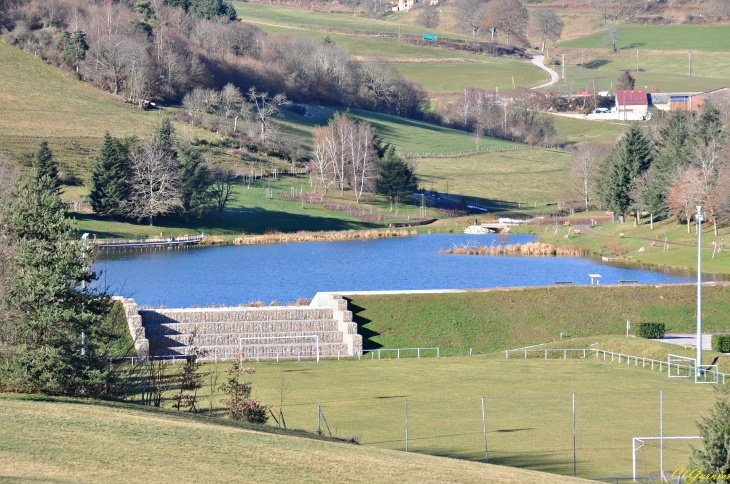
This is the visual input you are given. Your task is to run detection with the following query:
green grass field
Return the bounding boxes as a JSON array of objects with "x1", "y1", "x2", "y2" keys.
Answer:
[
  {"x1": 232, "y1": 2, "x2": 470, "y2": 39},
  {"x1": 277, "y1": 106, "x2": 520, "y2": 153},
  {"x1": 562, "y1": 67, "x2": 729, "y2": 94},
  {"x1": 118, "y1": 355, "x2": 719, "y2": 479},
  {"x1": 0, "y1": 394, "x2": 586, "y2": 483},
  {"x1": 549, "y1": 115, "x2": 629, "y2": 144},
  {"x1": 393, "y1": 61, "x2": 547, "y2": 93},
  {"x1": 558, "y1": 24, "x2": 730, "y2": 53},
  {"x1": 347, "y1": 284, "x2": 730, "y2": 355},
  {"x1": 520, "y1": 218, "x2": 730, "y2": 275},
  {"x1": 414, "y1": 148, "x2": 571, "y2": 204}
]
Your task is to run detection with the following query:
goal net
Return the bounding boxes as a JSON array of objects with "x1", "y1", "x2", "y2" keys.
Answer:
[{"x1": 632, "y1": 436, "x2": 702, "y2": 481}]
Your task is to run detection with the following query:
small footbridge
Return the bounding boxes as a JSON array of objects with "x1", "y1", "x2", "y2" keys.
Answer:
[{"x1": 91, "y1": 234, "x2": 204, "y2": 250}]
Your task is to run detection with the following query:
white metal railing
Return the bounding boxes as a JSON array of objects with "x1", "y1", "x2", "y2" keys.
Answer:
[
  {"x1": 504, "y1": 348, "x2": 730, "y2": 384},
  {"x1": 362, "y1": 347, "x2": 440, "y2": 359},
  {"x1": 238, "y1": 335, "x2": 319, "y2": 363}
]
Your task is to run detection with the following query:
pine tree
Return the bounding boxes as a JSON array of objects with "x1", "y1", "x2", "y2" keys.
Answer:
[
  {"x1": 154, "y1": 118, "x2": 177, "y2": 155},
  {"x1": 177, "y1": 141, "x2": 212, "y2": 221},
  {"x1": 695, "y1": 101, "x2": 723, "y2": 146},
  {"x1": 89, "y1": 132, "x2": 129, "y2": 217},
  {"x1": 34, "y1": 141, "x2": 59, "y2": 189},
  {"x1": 690, "y1": 386, "x2": 730, "y2": 478},
  {"x1": 648, "y1": 110, "x2": 695, "y2": 217},
  {"x1": 597, "y1": 124, "x2": 653, "y2": 216},
  {"x1": 0, "y1": 171, "x2": 115, "y2": 395},
  {"x1": 617, "y1": 70, "x2": 635, "y2": 90},
  {"x1": 60, "y1": 30, "x2": 88, "y2": 74},
  {"x1": 377, "y1": 146, "x2": 419, "y2": 206}
]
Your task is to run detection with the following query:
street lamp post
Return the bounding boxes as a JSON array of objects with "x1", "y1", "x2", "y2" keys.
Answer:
[{"x1": 696, "y1": 206, "x2": 703, "y2": 373}]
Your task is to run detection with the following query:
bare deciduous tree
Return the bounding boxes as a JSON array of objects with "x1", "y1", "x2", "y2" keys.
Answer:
[
  {"x1": 481, "y1": 0, "x2": 528, "y2": 45},
  {"x1": 601, "y1": 24, "x2": 621, "y2": 53},
  {"x1": 247, "y1": 88, "x2": 287, "y2": 142},
  {"x1": 530, "y1": 9, "x2": 564, "y2": 52},
  {"x1": 455, "y1": 0, "x2": 490, "y2": 38},
  {"x1": 220, "y1": 83, "x2": 243, "y2": 123},
  {"x1": 566, "y1": 142, "x2": 609, "y2": 210},
  {"x1": 127, "y1": 140, "x2": 182, "y2": 225},
  {"x1": 416, "y1": 4, "x2": 441, "y2": 29},
  {"x1": 209, "y1": 166, "x2": 236, "y2": 219}
]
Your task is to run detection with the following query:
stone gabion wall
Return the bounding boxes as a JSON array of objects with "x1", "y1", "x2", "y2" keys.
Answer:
[
  {"x1": 125, "y1": 295, "x2": 362, "y2": 361},
  {"x1": 113, "y1": 297, "x2": 149, "y2": 360}
]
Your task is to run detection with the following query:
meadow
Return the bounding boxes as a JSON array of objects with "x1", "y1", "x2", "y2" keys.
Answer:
[
  {"x1": 414, "y1": 148, "x2": 571, "y2": 204},
  {"x1": 520, "y1": 217, "x2": 730, "y2": 275},
  {"x1": 117, "y1": 354, "x2": 720, "y2": 479},
  {"x1": 0, "y1": 394, "x2": 584, "y2": 484},
  {"x1": 557, "y1": 24, "x2": 730, "y2": 53},
  {"x1": 231, "y1": 1, "x2": 470, "y2": 39}
]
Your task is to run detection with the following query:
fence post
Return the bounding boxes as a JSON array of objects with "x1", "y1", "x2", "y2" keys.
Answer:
[
  {"x1": 482, "y1": 396, "x2": 489, "y2": 463},
  {"x1": 398, "y1": 349, "x2": 400, "y2": 359},
  {"x1": 405, "y1": 399, "x2": 409, "y2": 453},
  {"x1": 418, "y1": 348, "x2": 420, "y2": 358},
  {"x1": 378, "y1": 349, "x2": 381, "y2": 360},
  {"x1": 572, "y1": 392, "x2": 577, "y2": 478},
  {"x1": 437, "y1": 347, "x2": 440, "y2": 357},
  {"x1": 564, "y1": 349, "x2": 567, "y2": 360}
]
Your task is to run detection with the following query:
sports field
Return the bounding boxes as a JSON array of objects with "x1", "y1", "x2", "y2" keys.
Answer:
[{"x1": 133, "y1": 355, "x2": 717, "y2": 479}]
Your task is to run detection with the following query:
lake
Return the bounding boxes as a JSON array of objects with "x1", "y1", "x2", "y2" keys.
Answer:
[{"x1": 94, "y1": 233, "x2": 695, "y2": 307}]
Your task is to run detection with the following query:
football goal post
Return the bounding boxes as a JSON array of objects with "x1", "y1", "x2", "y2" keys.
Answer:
[
  {"x1": 632, "y1": 436, "x2": 702, "y2": 481},
  {"x1": 668, "y1": 354, "x2": 695, "y2": 378}
]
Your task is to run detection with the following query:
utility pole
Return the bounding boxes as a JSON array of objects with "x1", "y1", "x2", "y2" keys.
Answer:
[
  {"x1": 561, "y1": 54, "x2": 566, "y2": 80},
  {"x1": 696, "y1": 205, "x2": 703, "y2": 374}
]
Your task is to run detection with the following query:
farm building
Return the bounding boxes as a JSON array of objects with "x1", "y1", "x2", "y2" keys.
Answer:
[
  {"x1": 648, "y1": 87, "x2": 729, "y2": 112},
  {"x1": 615, "y1": 90, "x2": 649, "y2": 120},
  {"x1": 391, "y1": 0, "x2": 437, "y2": 11}
]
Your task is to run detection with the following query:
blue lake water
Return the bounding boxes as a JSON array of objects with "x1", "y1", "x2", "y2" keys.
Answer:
[{"x1": 94, "y1": 233, "x2": 695, "y2": 307}]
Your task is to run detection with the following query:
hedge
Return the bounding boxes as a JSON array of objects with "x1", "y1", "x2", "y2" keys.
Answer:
[
  {"x1": 636, "y1": 322, "x2": 665, "y2": 339},
  {"x1": 712, "y1": 335, "x2": 730, "y2": 353}
]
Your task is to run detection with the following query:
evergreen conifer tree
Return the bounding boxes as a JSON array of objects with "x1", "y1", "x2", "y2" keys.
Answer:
[
  {"x1": 60, "y1": 30, "x2": 89, "y2": 74},
  {"x1": 89, "y1": 132, "x2": 129, "y2": 217},
  {"x1": 690, "y1": 386, "x2": 730, "y2": 478},
  {"x1": 0, "y1": 171, "x2": 115, "y2": 395},
  {"x1": 34, "y1": 141, "x2": 59, "y2": 189},
  {"x1": 377, "y1": 146, "x2": 419, "y2": 206},
  {"x1": 597, "y1": 124, "x2": 653, "y2": 216},
  {"x1": 177, "y1": 141, "x2": 212, "y2": 221}
]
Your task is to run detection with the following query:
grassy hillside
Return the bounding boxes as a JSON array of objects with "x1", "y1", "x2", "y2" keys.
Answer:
[
  {"x1": 277, "y1": 106, "x2": 520, "y2": 153},
  {"x1": 414, "y1": 148, "x2": 571, "y2": 204},
  {"x1": 558, "y1": 25, "x2": 730, "y2": 52},
  {"x1": 0, "y1": 395, "x2": 586, "y2": 483},
  {"x1": 347, "y1": 284, "x2": 730, "y2": 354},
  {"x1": 393, "y1": 61, "x2": 546, "y2": 93}
]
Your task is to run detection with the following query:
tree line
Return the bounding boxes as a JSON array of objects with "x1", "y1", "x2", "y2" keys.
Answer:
[
  {"x1": 0, "y1": 0, "x2": 426, "y2": 117},
  {"x1": 565, "y1": 103, "x2": 730, "y2": 234}
]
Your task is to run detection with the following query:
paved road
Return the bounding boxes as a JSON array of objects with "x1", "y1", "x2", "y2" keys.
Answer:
[
  {"x1": 530, "y1": 54, "x2": 559, "y2": 90},
  {"x1": 658, "y1": 333, "x2": 712, "y2": 349}
]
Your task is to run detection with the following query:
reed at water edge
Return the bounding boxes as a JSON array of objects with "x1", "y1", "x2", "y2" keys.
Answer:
[
  {"x1": 439, "y1": 241, "x2": 587, "y2": 257},
  {"x1": 233, "y1": 229, "x2": 418, "y2": 245}
]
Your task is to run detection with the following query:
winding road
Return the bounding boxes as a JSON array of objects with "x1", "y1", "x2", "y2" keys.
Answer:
[{"x1": 530, "y1": 54, "x2": 560, "y2": 90}]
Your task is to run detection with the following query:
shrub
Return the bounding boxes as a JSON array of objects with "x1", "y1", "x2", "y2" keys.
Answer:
[
  {"x1": 712, "y1": 335, "x2": 730, "y2": 353},
  {"x1": 636, "y1": 322, "x2": 665, "y2": 339}
]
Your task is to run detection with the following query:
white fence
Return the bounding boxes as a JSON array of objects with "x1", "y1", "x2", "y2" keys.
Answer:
[
  {"x1": 504, "y1": 348, "x2": 730, "y2": 384},
  {"x1": 362, "y1": 347, "x2": 440, "y2": 359}
]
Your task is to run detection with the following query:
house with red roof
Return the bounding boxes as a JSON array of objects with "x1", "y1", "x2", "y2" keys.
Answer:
[{"x1": 615, "y1": 90, "x2": 649, "y2": 120}]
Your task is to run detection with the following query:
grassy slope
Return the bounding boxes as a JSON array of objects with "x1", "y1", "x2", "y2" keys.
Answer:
[
  {"x1": 558, "y1": 25, "x2": 730, "y2": 52},
  {"x1": 518, "y1": 218, "x2": 730, "y2": 275},
  {"x1": 232, "y1": 2, "x2": 471, "y2": 39},
  {"x1": 414, "y1": 149, "x2": 571, "y2": 204},
  {"x1": 277, "y1": 106, "x2": 520, "y2": 153},
  {"x1": 347, "y1": 285, "x2": 730, "y2": 354},
  {"x1": 563, "y1": 67, "x2": 729, "y2": 94},
  {"x1": 138, "y1": 356, "x2": 716, "y2": 478},
  {"x1": 0, "y1": 40, "x2": 215, "y2": 179},
  {"x1": 235, "y1": 5, "x2": 548, "y2": 93},
  {"x1": 550, "y1": 115, "x2": 629, "y2": 144},
  {"x1": 0, "y1": 396, "x2": 586, "y2": 484}
]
